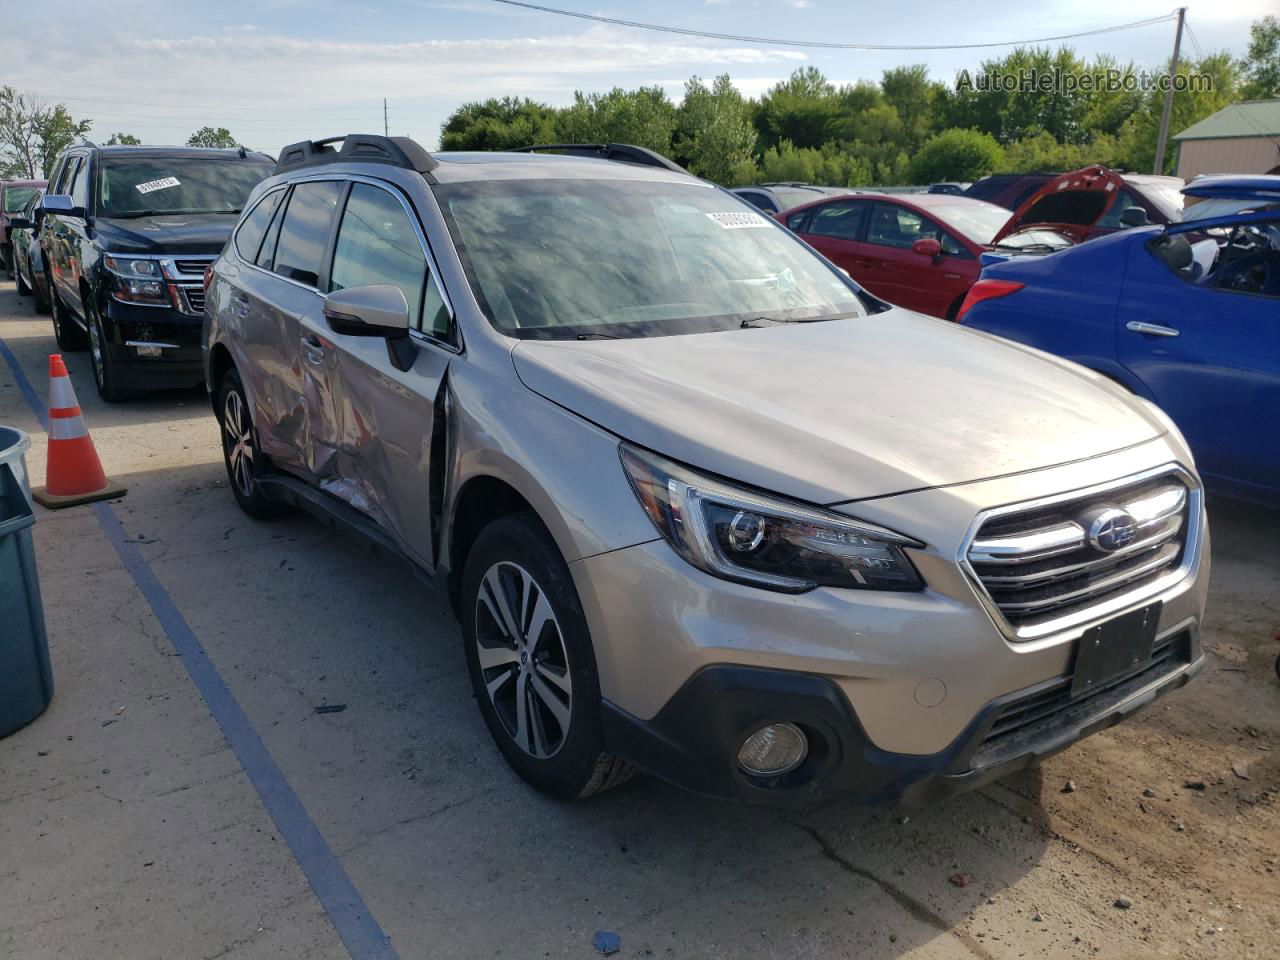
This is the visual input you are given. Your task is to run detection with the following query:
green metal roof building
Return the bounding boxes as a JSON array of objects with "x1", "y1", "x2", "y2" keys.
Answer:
[{"x1": 1173, "y1": 99, "x2": 1280, "y2": 180}]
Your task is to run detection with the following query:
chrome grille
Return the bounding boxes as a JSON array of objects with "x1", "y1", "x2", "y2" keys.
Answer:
[
  {"x1": 965, "y1": 471, "x2": 1194, "y2": 636},
  {"x1": 173, "y1": 259, "x2": 211, "y2": 276},
  {"x1": 178, "y1": 285, "x2": 205, "y2": 315}
]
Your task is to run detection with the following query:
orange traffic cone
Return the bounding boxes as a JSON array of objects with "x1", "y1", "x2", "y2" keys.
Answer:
[{"x1": 31, "y1": 355, "x2": 128, "y2": 509}]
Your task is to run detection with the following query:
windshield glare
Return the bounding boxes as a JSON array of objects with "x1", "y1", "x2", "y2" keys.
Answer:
[
  {"x1": 4, "y1": 187, "x2": 40, "y2": 213},
  {"x1": 98, "y1": 158, "x2": 272, "y2": 218},
  {"x1": 437, "y1": 179, "x2": 865, "y2": 340}
]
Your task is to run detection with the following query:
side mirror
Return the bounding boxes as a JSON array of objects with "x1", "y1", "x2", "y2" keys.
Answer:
[
  {"x1": 41, "y1": 194, "x2": 85, "y2": 219},
  {"x1": 912, "y1": 236, "x2": 942, "y2": 258},
  {"x1": 323, "y1": 285, "x2": 415, "y2": 371},
  {"x1": 1119, "y1": 206, "x2": 1150, "y2": 228},
  {"x1": 8, "y1": 217, "x2": 30, "y2": 231}
]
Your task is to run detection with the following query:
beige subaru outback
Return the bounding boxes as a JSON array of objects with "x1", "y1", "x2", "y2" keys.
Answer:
[{"x1": 203, "y1": 136, "x2": 1207, "y2": 804}]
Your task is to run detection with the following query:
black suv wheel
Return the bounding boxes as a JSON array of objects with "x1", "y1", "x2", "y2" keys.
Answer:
[
  {"x1": 50, "y1": 288, "x2": 87, "y2": 351},
  {"x1": 86, "y1": 300, "x2": 132, "y2": 403},
  {"x1": 461, "y1": 512, "x2": 632, "y2": 799}
]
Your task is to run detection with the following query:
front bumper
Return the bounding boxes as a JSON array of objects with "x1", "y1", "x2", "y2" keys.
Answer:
[
  {"x1": 103, "y1": 298, "x2": 205, "y2": 390},
  {"x1": 572, "y1": 437, "x2": 1209, "y2": 804},
  {"x1": 602, "y1": 622, "x2": 1202, "y2": 805}
]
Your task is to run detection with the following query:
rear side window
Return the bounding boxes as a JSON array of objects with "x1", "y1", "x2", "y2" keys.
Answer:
[
  {"x1": 271, "y1": 180, "x2": 343, "y2": 287},
  {"x1": 329, "y1": 183, "x2": 426, "y2": 321},
  {"x1": 808, "y1": 202, "x2": 864, "y2": 241},
  {"x1": 235, "y1": 190, "x2": 284, "y2": 262},
  {"x1": 866, "y1": 202, "x2": 929, "y2": 249}
]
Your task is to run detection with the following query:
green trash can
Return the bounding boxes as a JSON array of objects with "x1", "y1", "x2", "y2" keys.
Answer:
[{"x1": 0, "y1": 426, "x2": 53, "y2": 737}]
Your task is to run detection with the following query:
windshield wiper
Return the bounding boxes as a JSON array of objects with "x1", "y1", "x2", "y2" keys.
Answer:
[
  {"x1": 576, "y1": 332, "x2": 619, "y2": 340},
  {"x1": 744, "y1": 314, "x2": 841, "y2": 326}
]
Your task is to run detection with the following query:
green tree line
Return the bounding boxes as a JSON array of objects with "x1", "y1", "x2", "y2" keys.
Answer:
[{"x1": 441, "y1": 15, "x2": 1279, "y2": 187}]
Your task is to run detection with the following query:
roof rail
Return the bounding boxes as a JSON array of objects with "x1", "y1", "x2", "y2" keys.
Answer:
[
  {"x1": 273, "y1": 135, "x2": 438, "y2": 176},
  {"x1": 514, "y1": 143, "x2": 685, "y2": 173}
]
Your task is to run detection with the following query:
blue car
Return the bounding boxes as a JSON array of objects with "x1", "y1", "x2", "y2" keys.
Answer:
[{"x1": 958, "y1": 175, "x2": 1280, "y2": 507}]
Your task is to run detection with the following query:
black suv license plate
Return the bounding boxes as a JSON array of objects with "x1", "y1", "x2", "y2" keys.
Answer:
[{"x1": 1070, "y1": 602, "x2": 1161, "y2": 698}]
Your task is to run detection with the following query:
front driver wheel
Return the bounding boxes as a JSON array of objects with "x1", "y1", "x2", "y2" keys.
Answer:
[
  {"x1": 462, "y1": 512, "x2": 632, "y2": 799},
  {"x1": 87, "y1": 301, "x2": 132, "y2": 403},
  {"x1": 218, "y1": 369, "x2": 289, "y2": 519}
]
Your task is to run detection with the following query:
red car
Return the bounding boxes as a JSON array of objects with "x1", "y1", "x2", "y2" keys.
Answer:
[{"x1": 779, "y1": 193, "x2": 1014, "y2": 320}]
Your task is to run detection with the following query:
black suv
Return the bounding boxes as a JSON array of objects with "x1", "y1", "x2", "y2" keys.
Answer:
[{"x1": 39, "y1": 144, "x2": 273, "y2": 400}]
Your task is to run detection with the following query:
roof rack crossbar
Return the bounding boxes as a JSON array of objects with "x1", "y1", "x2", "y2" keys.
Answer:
[
  {"x1": 273, "y1": 134, "x2": 438, "y2": 176},
  {"x1": 514, "y1": 142, "x2": 685, "y2": 173}
]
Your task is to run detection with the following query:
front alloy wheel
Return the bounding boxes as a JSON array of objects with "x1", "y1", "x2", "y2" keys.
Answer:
[
  {"x1": 462, "y1": 512, "x2": 633, "y2": 798},
  {"x1": 217, "y1": 369, "x2": 287, "y2": 519},
  {"x1": 475, "y1": 561, "x2": 574, "y2": 759},
  {"x1": 87, "y1": 303, "x2": 130, "y2": 402}
]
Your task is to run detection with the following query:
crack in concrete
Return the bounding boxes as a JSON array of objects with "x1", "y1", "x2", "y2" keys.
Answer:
[{"x1": 788, "y1": 820, "x2": 997, "y2": 960}]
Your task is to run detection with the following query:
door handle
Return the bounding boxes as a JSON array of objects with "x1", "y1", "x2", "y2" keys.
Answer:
[
  {"x1": 301, "y1": 333, "x2": 326, "y2": 364},
  {"x1": 1126, "y1": 321, "x2": 1180, "y2": 338}
]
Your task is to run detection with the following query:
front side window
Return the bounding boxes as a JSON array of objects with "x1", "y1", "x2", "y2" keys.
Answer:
[
  {"x1": 71, "y1": 159, "x2": 92, "y2": 207},
  {"x1": 54, "y1": 157, "x2": 81, "y2": 197},
  {"x1": 272, "y1": 180, "x2": 343, "y2": 287},
  {"x1": 235, "y1": 189, "x2": 284, "y2": 262},
  {"x1": 436, "y1": 178, "x2": 864, "y2": 340},
  {"x1": 330, "y1": 183, "x2": 428, "y2": 324},
  {"x1": 97, "y1": 156, "x2": 272, "y2": 218},
  {"x1": 866, "y1": 202, "x2": 930, "y2": 250},
  {"x1": 808, "y1": 201, "x2": 864, "y2": 241}
]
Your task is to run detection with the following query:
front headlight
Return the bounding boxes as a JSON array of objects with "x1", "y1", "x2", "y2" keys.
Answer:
[
  {"x1": 103, "y1": 254, "x2": 169, "y2": 305},
  {"x1": 620, "y1": 443, "x2": 924, "y2": 593}
]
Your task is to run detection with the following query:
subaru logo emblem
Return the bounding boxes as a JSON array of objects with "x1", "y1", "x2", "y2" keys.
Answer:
[{"x1": 1089, "y1": 508, "x2": 1139, "y2": 552}]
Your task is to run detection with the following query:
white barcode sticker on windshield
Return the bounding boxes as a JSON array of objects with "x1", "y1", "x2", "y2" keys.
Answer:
[
  {"x1": 707, "y1": 211, "x2": 771, "y2": 229},
  {"x1": 135, "y1": 177, "x2": 181, "y2": 194}
]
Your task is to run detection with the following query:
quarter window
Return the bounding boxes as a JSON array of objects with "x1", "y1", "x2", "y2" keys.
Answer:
[
  {"x1": 235, "y1": 190, "x2": 284, "y2": 262},
  {"x1": 329, "y1": 183, "x2": 427, "y2": 323},
  {"x1": 271, "y1": 180, "x2": 343, "y2": 287}
]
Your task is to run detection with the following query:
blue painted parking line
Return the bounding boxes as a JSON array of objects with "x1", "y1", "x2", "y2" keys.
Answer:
[{"x1": 0, "y1": 336, "x2": 399, "y2": 960}]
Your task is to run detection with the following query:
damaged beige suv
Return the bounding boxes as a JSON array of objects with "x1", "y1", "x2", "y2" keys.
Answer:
[{"x1": 203, "y1": 136, "x2": 1208, "y2": 804}]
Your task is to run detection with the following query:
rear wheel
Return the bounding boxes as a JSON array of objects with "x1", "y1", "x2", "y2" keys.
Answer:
[
  {"x1": 50, "y1": 288, "x2": 87, "y2": 350},
  {"x1": 462, "y1": 512, "x2": 632, "y2": 799},
  {"x1": 218, "y1": 369, "x2": 288, "y2": 519}
]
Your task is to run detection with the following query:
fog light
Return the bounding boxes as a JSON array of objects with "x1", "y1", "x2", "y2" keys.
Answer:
[{"x1": 737, "y1": 722, "x2": 808, "y2": 777}]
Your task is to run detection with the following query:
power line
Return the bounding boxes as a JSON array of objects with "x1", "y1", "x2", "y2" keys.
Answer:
[
  {"x1": 487, "y1": 0, "x2": 1178, "y2": 51},
  {"x1": 1183, "y1": 19, "x2": 1205, "y2": 60}
]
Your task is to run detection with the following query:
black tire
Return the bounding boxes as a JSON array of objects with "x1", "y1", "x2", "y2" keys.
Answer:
[
  {"x1": 86, "y1": 299, "x2": 132, "y2": 403},
  {"x1": 217, "y1": 368, "x2": 289, "y2": 519},
  {"x1": 50, "y1": 287, "x2": 88, "y2": 350},
  {"x1": 461, "y1": 512, "x2": 633, "y2": 799},
  {"x1": 16, "y1": 265, "x2": 31, "y2": 297},
  {"x1": 32, "y1": 275, "x2": 50, "y2": 315}
]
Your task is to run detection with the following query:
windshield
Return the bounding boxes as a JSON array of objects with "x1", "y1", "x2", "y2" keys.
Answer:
[
  {"x1": 4, "y1": 187, "x2": 40, "y2": 213},
  {"x1": 993, "y1": 227, "x2": 1075, "y2": 251},
  {"x1": 98, "y1": 157, "x2": 272, "y2": 218},
  {"x1": 930, "y1": 202, "x2": 1011, "y2": 245},
  {"x1": 1137, "y1": 182, "x2": 1184, "y2": 222},
  {"x1": 436, "y1": 178, "x2": 866, "y2": 340}
]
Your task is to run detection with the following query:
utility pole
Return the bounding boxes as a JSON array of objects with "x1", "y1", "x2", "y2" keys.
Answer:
[
  {"x1": 383, "y1": 99, "x2": 389, "y2": 137},
  {"x1": 1152, "y1": 7, "x2": 1186, "y2": 175}
]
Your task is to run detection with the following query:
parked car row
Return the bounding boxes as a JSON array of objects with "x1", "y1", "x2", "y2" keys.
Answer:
[{"x1": 3, "y1": 135, "x2": 1264, "y2": 807}]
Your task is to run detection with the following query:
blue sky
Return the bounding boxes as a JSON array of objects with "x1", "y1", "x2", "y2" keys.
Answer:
[{"x1": 4, "y1": 0, "x2": 1269, "y2": 154}]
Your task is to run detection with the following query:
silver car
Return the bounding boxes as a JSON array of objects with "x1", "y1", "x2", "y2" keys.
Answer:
[{"x1": 203, "y1": 136, "x2": 1208, "y2": 804}]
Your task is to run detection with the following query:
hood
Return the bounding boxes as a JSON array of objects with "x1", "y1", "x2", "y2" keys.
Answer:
[
  {"x1": 511, "y1": 310, "x2": 1165, "y2": 505},
  {"x1": 93, "y1": 212, "x2": 237, "y2": 255},
  {"x1": 990, "y1": 165, "x2": 1125, "y2": 246}
]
